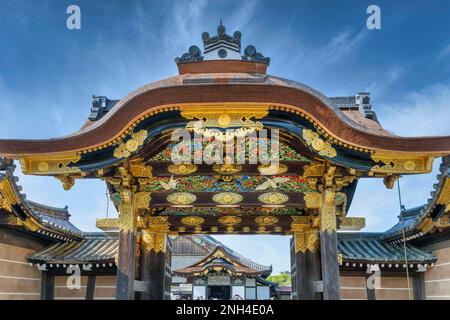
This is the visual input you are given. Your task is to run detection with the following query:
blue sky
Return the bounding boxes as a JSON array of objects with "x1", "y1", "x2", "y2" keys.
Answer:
[{"x1": 1, "y1": 0, "x2": 449, "y2": 274}]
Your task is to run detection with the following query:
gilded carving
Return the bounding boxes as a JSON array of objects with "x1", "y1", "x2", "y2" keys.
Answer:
[
  {"x1": 212, "y1": 192, "x2": 243, "y2": 206},
  {"x1": 320, "y1": 189, "x2": 337, "y2": 233},
  {"x1": 181, "y1": 104, "x2": 269, "y2": 129},
  {"x1": 218, "y1": 216, "x2": 242, "y2": 226},
  {"x1": 257, "y1": 163, "x2": 288, "y2": 176},
  {"x1": 181, "y1": 216, "x2": 204, "y2": 226},
  {"x1": 212, "y1": 163, "x2": 242, "y2": 174},
  {"x1": 306, "y1": 230, "x2": 319, "y2": 252},
  {"x1": 134, "y1": 192, "x2": 151, "y2": 210},
  {"x1": 258, "y1": 192, "x2": 288, "y2": 205},
  {"x1": 20, "y1": 154, "x2": 81, "y2": 175},
  {"x1": 436, "y1": 215, "x2": 450, "y2": 228},
  {"x1": 255, "y1": 216, "x2": 279, "y2": 226},
  {"x1": 370, "y1": 152, "x2": 434, "y2": 174},
  {"x1": 0, "y1": 179, "x2": 17, "y2": 212},
  {"x1": 338, "y1": 217, "x2": 366, "y2": 230},
  {"x1": 418, "y1": 217, "x2": 435, "y2": 233},
  {"x1": 294, "y1": 232, "x2": 307, "y2": 253},
  {"x1": 437, "y1": 178, "x2": 450, "y2": 212},
  {"x1": 168, "y1": 163, "x2": 198, "y2": 175},
  {"x1": 130, "y1": 162, "x2": 153, "y2": 178},
  {"x1": 290, "y1": 216, "x2": 312, "y2": 232},
  {"x1": 96, "y1": 218, "x2": 120, "y2": 231},
  {"x1": 113, "y1": 130, "x2": 148, "y2": 159},
  {"x1": 167, "y1": 192, "x2": 197, "y2": 206},
  {"x1": 118, "y1": 203, "x2": 136, "y2": 232},
  {"x1": 141, "y1": 229, "x2": 167, "y2": 253},
  {"x1": 302, "y1": 129, "x2": 337, "y2": 158},
  {"x1": 55, "y1": 175, "x2": 75, "y2": 191},
  {"x1": 303, "y1": 192, "x2": 321, "y2": 209},
  {"x1": 303, "y1": 163, "x2": 325, "y2": 177}
]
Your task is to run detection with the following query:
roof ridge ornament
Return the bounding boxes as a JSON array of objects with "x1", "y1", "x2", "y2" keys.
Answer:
[{"x1": 175, "y1": 22, "x2": 270, "y2": 66}]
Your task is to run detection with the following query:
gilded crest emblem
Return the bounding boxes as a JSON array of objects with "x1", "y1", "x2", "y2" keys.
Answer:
[
  {"x1": 181, "y1": 216, "x2": 204, "y2": 226},
  {"x1": 258, "y1": 192, "x2": 288, "y2": 205},
  {"x1": 167, "y1": 192, "x2": 197, "y2": 206},
  {"x1": 212, "y1": 192, "x2": 243, "y2": 206},
  {"x1": 257, "y1": 163, "x2": 288, "y2": 175},
  {"x1": 255, "y1": 216, "x2": 279, "y2": 226},
  {"x1": 218, "y1": 216, "x2": 242, "y2": 226},
  {"x1": 167, "y1": 163, "x2": 198, "y2": 175}
]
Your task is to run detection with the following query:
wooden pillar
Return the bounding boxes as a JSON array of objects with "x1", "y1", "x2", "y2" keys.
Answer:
[
  {"x1": 116, "y1": 230, "x2": 136, "y2": 300},
  {"x1": 115, "y1": 197, "x2": 136, "y2": 300},
  {"x1": 412, "y1": 272, "x2": 426, "y2": 300},
  {"x1": 293, "y1": 230, "x2": 321, "y2": 300},
  {"x1": 294, "y1": 232, "x2": 308, "y2": 300},
  {"x1": 85, "y1": 275, "x2": 96, "y2": 300},
  {"x1": 319, "y1": 188, "x2": 341, "y2": 300},
  {"x1": 305, "y1": 232, "x2": 322, "y2": 300},
  {"x1": 40, "y1": 271, "x2": 54, "y2": 300},
  {"x1": 140, "y1": 228, "x2": 167, "y2": 300}
]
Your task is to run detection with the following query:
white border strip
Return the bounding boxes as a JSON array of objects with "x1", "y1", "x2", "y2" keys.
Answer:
[
  {"x1": 430, "y1": 262, "x2": 450, "y2": 268},
  {"x1": 0, "y1": 275, "x2": 40, "y2": 281},
  {"x1": 0, "y1": 259, "x2": 32, "y2": 266},
  {"x1": 0, "y1": 292, "x2": 40, "y2": 295},
  {"x1": 426, "y1": 278, "x2": 450, "y2": 283}
]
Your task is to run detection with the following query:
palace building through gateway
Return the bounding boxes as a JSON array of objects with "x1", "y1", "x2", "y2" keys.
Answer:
[{"x1": 0, "y1": 24, "x2": 449, "y2": 300}]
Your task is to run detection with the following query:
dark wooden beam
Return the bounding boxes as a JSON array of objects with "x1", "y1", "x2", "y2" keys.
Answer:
[
  {"x1": 412, "y1": 272, "x2": 426, "y2": 300},
  {"x1": 148, "y1": 161, "x2": 310, "y2": 177},
  {"x1": 306, "y1": 249, "x2": 322, "y2": 300},
  {"x1": 140, "y1": 249, "x2": 166, "y2": 300},
  {"x1": 294, "y1": 250, "x2": 308, "y2": 300},
  {"x1": 40, "y1": 271, "x2": 54, "y2": 300},
  {"x1": 320, "y1": 231, "x2": 341, "y2": 300},
  {"x1": 151, "y1": 191, "x2": 307, "y2": 208},
  {"x1": 115, "y1": 231, "x2": 136, "y2": 300},
  {"x1": 85, "y1": 275, "x2": 96, "y2": 300}
]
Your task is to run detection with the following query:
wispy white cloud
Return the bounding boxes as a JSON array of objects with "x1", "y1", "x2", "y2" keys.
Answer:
[
  {"x1": 367, "y1": 65, "x2": 405, "y2": 100},
  {"x1": 437, "y1": 43, "x2": 450, "y2": 61},
  {"x1": 349, "y1": 83, "x2": 450, "y2": 231},
  {"x1": 161, "y1": 0, "x2": 208, "y2": 52},
  {"x1": 378, "y1": 83, "x2": 450, "y2": 137}
]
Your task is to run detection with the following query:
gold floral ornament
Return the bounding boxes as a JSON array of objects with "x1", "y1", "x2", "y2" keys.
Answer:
[
  {"x1": 0, "y1": 180, "x2": 17, "y2": 212},
  {"x1": 167, "y1": 163, "x2": 198, "y2": 175},
  {"x1": 134, "y1": 192, "x2": 151, "y2": 210},
  {"x1": 167, "y1": 192, "x2": 197, "y2": 207},
  {"x1": 370, "y1": 152, "x2": 433, "y2": 174},
  {"x1": 181, "y1": 104, "x2": 269, "y2": 129},
  {"x1": 0, "y1": 193, "x2": 12, "y2": 212},
  {"x1": 257, "y1": 163, "x2": 288, "y2": 176},
  {"x1": 437, "y1": 179, "x2": 450, "y2": 212},
  {"x1": 212, "y1": 192, "x2": 243, "y2": 207},
  {"x1": 303, "y1": 192, "x2": 321, "y2": 209},
  {"x1": 213, "y1": 156, "x2": 242, "y2": 174},
  {"x1": 20, "y1": 154, "x2": 81, "y2": 175},
  {"x1": 141, "y1": 229, "x2": 167, "y2": 253},
  {"x1": 255, "y1": 216, "x2": 279, "y2": 226},
  {"x1": 130, "y1": 162, "x2": 153, "y2": 178},
  {"x1": 218, "y1": 216, "x2": 242, "y2": 226},
  {"x1": 302, "y1": 129, "x2": 337, "y2": 158},
  {"x1": 258, "y1": 192, "x2": 288, "y2": 206},
  {"x1": 114, "y1": 130, "x2": 148, "y2": 159},
  {"x1": 181, "y1": 216, "x2": 204, "y2": 226}
]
